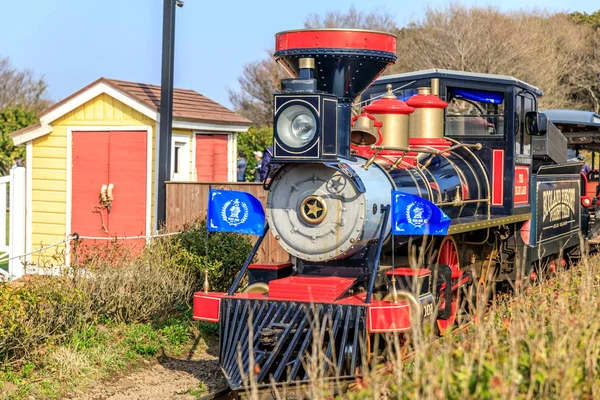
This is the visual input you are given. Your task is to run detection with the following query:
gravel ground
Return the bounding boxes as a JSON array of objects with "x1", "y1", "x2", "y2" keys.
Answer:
[{"x1": 68, "y1": 337, "x2": 226, "y2": 400}]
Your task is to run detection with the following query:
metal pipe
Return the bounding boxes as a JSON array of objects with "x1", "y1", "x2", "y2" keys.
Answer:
[
  {"x1": 227, "y1": 223, "x2": 270, "y2": 295},
  {"x1": 156, "y1": 0, "x2": 178, "y2": 229},
  {"x1": 366, "y1": 205, "x2": 390, "y2": 304},
  {"x1": 436, "y1": 198, "x2": 490, "y2": 207},
  {"x1": 371, "y1": 145, "x2": 439, "y2": 154},
  {"x1": 445, "y1": 137, "x2": 492, "y2": 216},
  {"x1": 370, "y1": 142, "x2": 482, "y2": 156}
]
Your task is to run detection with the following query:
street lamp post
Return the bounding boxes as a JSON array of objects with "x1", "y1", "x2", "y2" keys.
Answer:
[{"x1": 156, "y1": 0, "x2": 183, "y2": 230}]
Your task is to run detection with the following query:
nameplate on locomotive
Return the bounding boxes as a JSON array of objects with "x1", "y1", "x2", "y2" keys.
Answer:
[{"x1": 535, "y1": 178, "x2": 580, "y2": 243}]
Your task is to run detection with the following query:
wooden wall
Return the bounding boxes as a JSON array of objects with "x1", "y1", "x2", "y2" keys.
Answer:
[{"x1": 166, "y1": 182, "x2": 289, "y2": 263}]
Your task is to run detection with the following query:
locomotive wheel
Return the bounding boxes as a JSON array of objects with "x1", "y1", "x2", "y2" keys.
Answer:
[{"x1": 437, "y1": 236, "x2": 461, "y2": 334}]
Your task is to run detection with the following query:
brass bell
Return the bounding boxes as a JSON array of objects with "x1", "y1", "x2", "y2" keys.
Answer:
[{"x1": 351, "y1": 114, "x2": 379, "y2": 146}]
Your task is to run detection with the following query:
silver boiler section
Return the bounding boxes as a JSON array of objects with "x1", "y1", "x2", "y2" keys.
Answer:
[{"x1": 266, "y1": 158, "x2": 392, "y2": 262}]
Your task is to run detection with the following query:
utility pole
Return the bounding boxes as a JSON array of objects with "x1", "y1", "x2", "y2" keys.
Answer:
[{"x1": 156, "y1": 0, "x2": 183, "y2": 230}]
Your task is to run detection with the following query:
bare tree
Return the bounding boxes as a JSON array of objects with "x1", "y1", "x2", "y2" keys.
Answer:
[
  {"x1": 228, "y1": 9, "x2": 399, "y2": 127},
  {"x1": 227, "y1": 53, "x2": 287, "y2": 127},
  {"x1": 391, "y1": 5, "x2": 600, "y2": 112},
  {"x1": 230, "y1": 5, "x2": 600, "y2": 124},
  {"x1": 304, "y1": 6, "x2": 398, "y2": 32},
  {"x1": 0, "y1": 56, "x2": 50, "y2": 113}
]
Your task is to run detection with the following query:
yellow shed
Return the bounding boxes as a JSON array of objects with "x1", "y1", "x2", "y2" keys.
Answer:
[{"x1": 10, "y1": 78, "x2": 251, "y2": 266}]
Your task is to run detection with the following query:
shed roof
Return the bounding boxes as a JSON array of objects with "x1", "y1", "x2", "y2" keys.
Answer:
[
  {"x1": 10, "y1": 77, "x2": 251, "y2": 145},
  {"x1": 40, "y1": 77, "x2": 252, "y2": 126}
]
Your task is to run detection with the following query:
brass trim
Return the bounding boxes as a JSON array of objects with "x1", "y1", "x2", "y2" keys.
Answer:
[
  {"x1": 447, "y1": 214, "x2": 531, "y2": 235},
  {"x1": 431, "y1": 78, "x2": 440, "y2": 96},
  {"x1": 243, "y1": 282, "x2": 269, "y2": 294},
  {"x1": 383, "y1": 84, "x2": 396, "y2": 99},
  {"x1": 299, "y1": 58, "x2": 315, "y2": 69},
  {"x1": 300, "y1": 195, "x2": 328, "y2": 225}
]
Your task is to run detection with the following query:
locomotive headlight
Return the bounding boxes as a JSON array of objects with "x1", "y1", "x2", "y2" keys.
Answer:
[{"x1": 277, "y1": 105, "x2": 317, "y2": 148}]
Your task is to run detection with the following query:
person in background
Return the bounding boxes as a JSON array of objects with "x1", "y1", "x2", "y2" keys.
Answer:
[
  {"x1": 260, "y1": 146, "x2": 274, "y2": 182},
  {"x1": 250, "y1": 151, "x2": 263, "y2": 182},
  {"x1": 237, "y1": 151, "x2": 247, "y2": 182},
  {"x1": 578, "y1": 154, "x2": 591, "y2": 174}
]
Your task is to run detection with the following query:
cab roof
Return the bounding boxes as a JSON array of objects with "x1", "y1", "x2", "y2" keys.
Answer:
[
  {"x1": 375, "y1": 69, "x2": 543, "y2": 96},
  {"x1": 543, "y1": 109, "x2": 600, "y2": 150}
]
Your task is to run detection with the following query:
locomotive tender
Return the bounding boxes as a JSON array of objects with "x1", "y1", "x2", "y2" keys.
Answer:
[{"x1": 194, "y1": 29, "x2": 596, "y2": 390}]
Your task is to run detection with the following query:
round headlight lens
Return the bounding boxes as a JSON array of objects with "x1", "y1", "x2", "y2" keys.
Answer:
[
  {"x1": 277, "y1": 105, "x2": 317, "y2": 148},
  {"x1": 291, "y1": 114, "x2": 316, "y2": 141}
]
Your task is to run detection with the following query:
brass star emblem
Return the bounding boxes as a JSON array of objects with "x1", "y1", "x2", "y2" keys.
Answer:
[
  {"x1": 305, "y1": 200, "x2": 323, "y2": 218},
  {"x1": 300, "y1": 195, "x2": 327, "y2": 225}
]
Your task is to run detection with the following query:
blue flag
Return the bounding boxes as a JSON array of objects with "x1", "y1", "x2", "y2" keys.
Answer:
[
  {"x1": 207, "y1": 189, "x2": 265, "y2": 235},
  {"x1": 391, "y1": 191, "x2": 450, "y2": 236}
]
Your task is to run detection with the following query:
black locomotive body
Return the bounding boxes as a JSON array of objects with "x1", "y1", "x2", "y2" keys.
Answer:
[{"x1": 193, "y1": 29, "x2": 597, "y2": 391}]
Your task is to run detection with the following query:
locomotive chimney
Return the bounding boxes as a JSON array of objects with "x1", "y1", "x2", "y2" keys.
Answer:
[{"x1": 274, "y1": 29, "x2": 397, "y2": 158}]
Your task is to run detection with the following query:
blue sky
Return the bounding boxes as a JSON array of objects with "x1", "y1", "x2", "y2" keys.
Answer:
[{"x1": 1, "y1": 0, "x2": 598, "y2": 110}]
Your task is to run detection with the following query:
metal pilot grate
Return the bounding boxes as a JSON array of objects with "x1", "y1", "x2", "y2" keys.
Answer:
[{"x1": 219, "y1": 298, "x2": 367, "y2": 390}]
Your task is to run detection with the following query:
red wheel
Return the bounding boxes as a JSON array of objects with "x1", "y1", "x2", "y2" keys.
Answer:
[{"x1": 437, "y1": 236, "x2": 460, "y2": 334}]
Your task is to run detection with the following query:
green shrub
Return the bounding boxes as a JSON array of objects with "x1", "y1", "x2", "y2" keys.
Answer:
[
  {"x1": 0, "y1": 219, "x2": 249, "y2": 365},
  {"x1": 174, "y1": 219, "x2": 254, "y2": 292},
  {"x1": 0, "y1": 277, "x2": 93, "y2": 362},
  {"x1": 236, "y1": 126, "x2": 273, "y2": 182}
]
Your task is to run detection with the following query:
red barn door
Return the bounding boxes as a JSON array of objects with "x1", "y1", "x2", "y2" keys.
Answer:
[
  {"x1": 71, "y1": 130, "x2": 147, "y2": 258},
  {"x1": 195, "y1": 134, "x2": 228, "y2": 182}
]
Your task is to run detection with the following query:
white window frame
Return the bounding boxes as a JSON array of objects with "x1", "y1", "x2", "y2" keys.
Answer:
[{"x1": 171, "y1": 134, "x2": 191, "y2": 181}]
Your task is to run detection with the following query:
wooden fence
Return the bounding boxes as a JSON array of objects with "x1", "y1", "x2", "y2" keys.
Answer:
[{"x1": 165, "y1": 182, "x2": 289, "y2": 263}]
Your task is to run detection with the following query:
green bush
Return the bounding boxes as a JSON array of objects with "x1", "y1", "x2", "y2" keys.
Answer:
[
  {"x1": 0, "y1": 219, "x2": 249, "y2": 365},
  {"x1": 0, "y1": 277, "x2": 93, "y2": 362},
  {"x1": 174, "y1": 219, "x2": 254, "y2": 292},
  {"x1": 236, "y1": 126, "x2": 273, "y2": 181}
]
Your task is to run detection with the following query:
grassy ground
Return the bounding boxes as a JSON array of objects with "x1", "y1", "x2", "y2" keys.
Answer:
[{"x1": 0, "y1": 312, "x2": 219, "y2": 399}]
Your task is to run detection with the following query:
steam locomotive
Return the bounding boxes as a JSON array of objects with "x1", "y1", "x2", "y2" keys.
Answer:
[{"x1": 194, "y1": 29, "x2": 596, "y2": 391}]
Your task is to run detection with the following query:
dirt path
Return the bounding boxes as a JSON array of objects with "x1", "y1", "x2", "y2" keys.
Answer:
[{"x1": 69, "y1": 337, "x2": 226, "y2": 400}]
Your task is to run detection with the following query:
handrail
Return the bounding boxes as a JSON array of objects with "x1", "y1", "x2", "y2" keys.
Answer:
[{"x1": 365, "y1": 205, "x2": 390, "y2": 304}]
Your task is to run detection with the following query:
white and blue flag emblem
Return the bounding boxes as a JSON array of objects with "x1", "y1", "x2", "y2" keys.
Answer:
[
  {"x1": 391, "y1": 191, "x2": 450, "y2": 236},
  {"x1": 207, "y1": 189, "x2": 265, "y2": 235}
]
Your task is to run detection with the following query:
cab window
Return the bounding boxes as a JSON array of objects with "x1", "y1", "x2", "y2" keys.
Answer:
[
  {"x1": 445, "y1": 88, "x2": 505, "y2": 136},
  {"x1": 515, "y1": 94, "x2": 534, "y2": 156}
]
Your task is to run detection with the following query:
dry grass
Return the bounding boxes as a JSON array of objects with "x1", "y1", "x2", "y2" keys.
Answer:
[
  {"x1": 352, "y1": 254, "x2": 600, "y2": 399},
  {"x1": 230, "y1": 252, "x2": 600, "y2": 399}
]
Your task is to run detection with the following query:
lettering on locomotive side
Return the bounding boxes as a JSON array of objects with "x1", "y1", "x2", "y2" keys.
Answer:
[
  {"x1": 514, "y1": 166, "x2": 529, "y2": 205},
  {"x1": 535, "y1": 179, "x2": 580, "y2": 243},
  {"x1": 542, "y1": 188, "x2": 575, "y2": 227}
]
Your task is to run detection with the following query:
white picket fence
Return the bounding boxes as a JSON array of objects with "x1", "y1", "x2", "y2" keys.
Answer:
[{"x1": 0, "y1": 166, "x2": 26, "y2": 279}]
